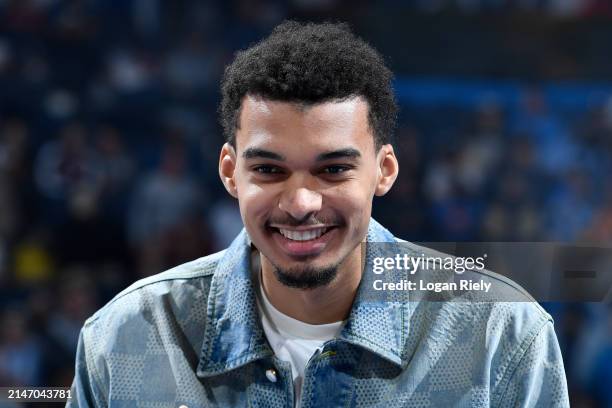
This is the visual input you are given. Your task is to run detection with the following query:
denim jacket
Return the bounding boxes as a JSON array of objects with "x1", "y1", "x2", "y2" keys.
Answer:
[{"x1": 68, "y1": 218, "x2": 569, "y2": 407}]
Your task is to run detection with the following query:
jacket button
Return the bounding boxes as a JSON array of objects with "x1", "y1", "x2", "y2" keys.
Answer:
[
  {"x1": 179, "y1": 405, "x2": 188, "y2": 408},
  {"x1": 265, "y1": 368, "x2": 278, "y2": 383}
]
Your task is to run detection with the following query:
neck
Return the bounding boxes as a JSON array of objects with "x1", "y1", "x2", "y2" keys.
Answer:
[{"x1": 258, "y1": 244, "x2": 363, "y2": 325}]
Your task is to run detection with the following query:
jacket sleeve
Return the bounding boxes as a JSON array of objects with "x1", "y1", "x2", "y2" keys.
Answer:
[
  {"x1": 66, "y1": 327, "x2": 106, "y2": 408},
  {"x1": 498, "y1": 321, "x2": 570, "y2": 407}
]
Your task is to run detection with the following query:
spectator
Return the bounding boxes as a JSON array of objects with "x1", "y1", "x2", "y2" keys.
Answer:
[
  {"x1": 33, "y1": 122, "x2": 103, "y2": 224},
  {"x1": 127, "y1": 143, "x2": 206, "y2": 276},
  {"x1": 0, "y1": 308, "x2": 42, "y2": 386}
]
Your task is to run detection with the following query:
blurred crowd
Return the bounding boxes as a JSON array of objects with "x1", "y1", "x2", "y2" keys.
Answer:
[
  {"x1": 0, "y1": 1, "x2": 611, "y2": 407},
  {"x1": 407, "y1": 0, "x2": 612, "y2": 16}
]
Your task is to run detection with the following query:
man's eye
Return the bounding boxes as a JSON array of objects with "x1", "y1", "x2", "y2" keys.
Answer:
[
  {"x1": 254, "y1": 165, "x2": 281, "y2": 174},
  {"x1": 323, "y1": 165, "x2": 351, "y2": 174}
]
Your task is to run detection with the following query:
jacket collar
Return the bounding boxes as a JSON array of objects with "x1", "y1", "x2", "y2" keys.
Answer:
[
  {"x1": 197, "y1": 218, "x2": 411, "y2": 377},
  {"x1": 196, "y1": 225, "x2": 273, "y2": 377},
  {"x1": 337, "y1": 218, "x2": 411, "y2": 367}
]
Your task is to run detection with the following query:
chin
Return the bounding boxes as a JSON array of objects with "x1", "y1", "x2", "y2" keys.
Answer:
[{"x1": 271, "y1": 261, "x2": 339, "y2": 290}]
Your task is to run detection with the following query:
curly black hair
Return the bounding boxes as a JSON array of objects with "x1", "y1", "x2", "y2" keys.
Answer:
[{"x1": 220, "y1": 20, "x2": 397, "y2": 151}]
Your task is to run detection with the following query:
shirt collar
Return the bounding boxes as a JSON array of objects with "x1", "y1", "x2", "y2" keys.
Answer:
[{"x1": 197, "y1": 218, "x2": 411, "y2": 377}]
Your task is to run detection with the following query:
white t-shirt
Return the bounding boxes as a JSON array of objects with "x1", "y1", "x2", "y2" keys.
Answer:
[{"x1": 252, "y1": 261, "x2": 344, "y2": 407}]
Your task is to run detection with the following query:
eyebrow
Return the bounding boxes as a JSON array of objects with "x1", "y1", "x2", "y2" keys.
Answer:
[
  {"x1": 316, "y1": 148, "x2": 361, "y2": 161},
  {"x1": 242, "y1": 148, "x2": 284, "y2": 160},
  {"x1": 242, "y1": 147, "x2": 361, "y2": 162}
]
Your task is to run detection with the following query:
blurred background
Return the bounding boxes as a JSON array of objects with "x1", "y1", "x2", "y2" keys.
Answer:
[{"x1": 0, "y1": 0, "x2": 611, "y2": 406}]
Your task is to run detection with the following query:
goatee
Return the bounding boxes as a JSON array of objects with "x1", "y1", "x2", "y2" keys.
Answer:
[{"x1": 272, "y1": 264, "x2": 338, "y2": 289}]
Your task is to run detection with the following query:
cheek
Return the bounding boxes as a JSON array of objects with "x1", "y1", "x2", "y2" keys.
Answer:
[
  {"x1": 235, "y1": 181, "x2": 278, "y2": 223},
  {"x1": 327, "y1": 182, "x2": 373, "y2": 220},
  {"x1": 336, "y1": 177, "x2": 376, "y2": 230},
  {"x1": 335, "y1": 171, "x2": 377, "y2": 203}
]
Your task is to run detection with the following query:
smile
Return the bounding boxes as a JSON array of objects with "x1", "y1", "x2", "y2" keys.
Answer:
[
  {"x1": 278, "y1": 227, "x2": 328, "y2": 241},
  {"x1": 268, "y1": 226, "x2": 337, "y2": 257}
]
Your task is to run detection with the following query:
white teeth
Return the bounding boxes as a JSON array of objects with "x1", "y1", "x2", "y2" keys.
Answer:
[{"x1": 278, "y1": 228, "x2": 327, "y2": 241}]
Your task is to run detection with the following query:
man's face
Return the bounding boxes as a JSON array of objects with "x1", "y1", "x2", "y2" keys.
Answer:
[{"x1": 219, "y1": 95, "x2": 397, "y2": 288}]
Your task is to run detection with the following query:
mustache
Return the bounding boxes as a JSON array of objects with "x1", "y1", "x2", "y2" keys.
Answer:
[{"x1": 267, "y1": 215, "x2": 341, "y2": 227}]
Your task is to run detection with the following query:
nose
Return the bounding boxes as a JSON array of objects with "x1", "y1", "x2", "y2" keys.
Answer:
[{"x1": 279, "y1": 186, "x2": 322, "y2": 222}]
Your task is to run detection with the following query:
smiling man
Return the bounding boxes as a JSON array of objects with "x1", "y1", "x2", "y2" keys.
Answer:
[
  {"x1": 219, "y1": 94, "x2": 397, "y2": 327},
  {"x1": 69, "y1": 21, "x2": 569, "y2": 407}
]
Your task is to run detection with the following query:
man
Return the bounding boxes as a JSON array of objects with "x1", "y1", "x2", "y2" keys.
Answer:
[{"x1": 69, "y1": 21, "x2": 569, "y2": 407}]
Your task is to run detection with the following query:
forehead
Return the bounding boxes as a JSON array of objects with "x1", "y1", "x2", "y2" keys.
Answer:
[{"x1": 235, "y1": 95, "x2": 374, "y2": 156}]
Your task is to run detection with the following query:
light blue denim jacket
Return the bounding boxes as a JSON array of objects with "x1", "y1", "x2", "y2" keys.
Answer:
[{"x1": 68, "y1": 218, "x2": 569, "y2": 407}]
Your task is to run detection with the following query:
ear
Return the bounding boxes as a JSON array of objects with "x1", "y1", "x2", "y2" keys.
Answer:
[
  {"x1": 219, "y1": 143, "x2": 238, "y2": 198},
  {"x1": 375, "y1": 144, "x2": 399, "y2": 196}
]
